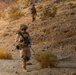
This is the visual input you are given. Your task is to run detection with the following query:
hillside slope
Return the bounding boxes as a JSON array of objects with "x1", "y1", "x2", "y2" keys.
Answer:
[{"x1": 0, "y1": 0, "x2": 76, "y2": 75}]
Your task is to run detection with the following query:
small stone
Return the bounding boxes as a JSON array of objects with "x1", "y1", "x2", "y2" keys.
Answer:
[
  {"x1": 42, "y1": 50, "x2": 45, "y2": 51},
  {"x1": 13, "y1": 66, "x2": 15, "y2": 68},
  {"x1": 15, "y1": 71, "x2": 19, "y2": 74},
  {"x1": 12, "y1": 50, "x2": 14, "y2": 51}
]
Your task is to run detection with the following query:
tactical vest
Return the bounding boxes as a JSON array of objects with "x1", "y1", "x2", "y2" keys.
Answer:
[
  {"x1": 31, "y1": 7, "x2": 36, "y2": 14},
  {"x1": 18, "y1": 32, "x2": 30, "y2": 48}
]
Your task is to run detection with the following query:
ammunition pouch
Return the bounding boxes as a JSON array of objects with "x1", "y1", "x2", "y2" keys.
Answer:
[{"x1": 18, "y1": 43, "x2": 28, "y2": 49}]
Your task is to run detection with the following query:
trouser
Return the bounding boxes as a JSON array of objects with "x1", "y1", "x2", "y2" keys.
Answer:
[
  {"x1": 32, "y1": 14, "x2": 36, "y2": 22},
  {"x1": 19, "y1": 47, "x2": 31, "y2": 69}
]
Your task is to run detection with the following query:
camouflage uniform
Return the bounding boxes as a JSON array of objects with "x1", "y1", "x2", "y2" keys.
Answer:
[
  {"x1": 30, "y1": 4, "x2": 37, "y2": 22},
  {"x1": 15, "y1": 24, "x2": 31, "y2": 71}
]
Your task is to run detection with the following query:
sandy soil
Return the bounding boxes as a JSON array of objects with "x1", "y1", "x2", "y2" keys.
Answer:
[{"x1": 0, "y1": 0, "x2": 76, "y2": 75}]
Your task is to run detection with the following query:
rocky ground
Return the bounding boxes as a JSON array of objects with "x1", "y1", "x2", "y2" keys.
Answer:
[{"x1": 0, "y1": 0, "x2": 76, "y2": 75}]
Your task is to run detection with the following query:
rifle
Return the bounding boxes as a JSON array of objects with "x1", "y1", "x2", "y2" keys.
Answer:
[
  {"x1": 18, "y1": 31, "x2": 31, "y2": 45},
  {"x1": 17, "y1": 31, "x2": 35, "y2": 54},
  {"x1": 30, "y1": 47, "x2": 35, "y2": 55}
]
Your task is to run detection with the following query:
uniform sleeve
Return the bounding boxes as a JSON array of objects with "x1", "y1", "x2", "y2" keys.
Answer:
[
  {"x1": 15, "y1": 34, "x2": 20, "y2": 42},
  {"x1": 27, "y1": 33, "x2": 31, "y2": 44}
]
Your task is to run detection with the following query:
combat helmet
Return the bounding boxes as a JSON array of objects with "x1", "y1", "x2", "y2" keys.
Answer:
[
  {"x1": 32, "y1": 4, "x2": 35, "y2": 6},
  {"x1": 20, "y1": 24, "x2": 28, "y2": 30}
]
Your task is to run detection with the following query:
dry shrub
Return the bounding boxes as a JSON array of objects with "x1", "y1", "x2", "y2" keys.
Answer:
[
  {"x1": 52, "y1": 25, "x2": 57, "y2": 30},
  {"x1": 24, "y1": 0, "x2": 29, "y2": 7},
  {"x1": 51, "y1": 5, "x2": 57, "y2": 17},
  {"x1": 0, "y1": 48, "x2": 12, "y2": 60},
  {"x1": 42, "y1": 28, "x2": 47, "y2": 33},
  {"x1": 0, "y1": 11, "x2": 2, "y2": 18},
  {"x1": 68, "y1": 2, "x2": 74, "y2": 6},
  {"x1": 36, "y1": 5, "x2": 43, "y2": 11},
  {"x1": 17, "y1": 0, "x2": 22, "y2": 3},
  {"x1": 65, "y1": 31, "x2": 76, "y2": 38},
  {"x1": 41, "y1": 5, "x2": 57, "y2": 19},
  {"x1": 43, "y1": 0, "x2": 49, "y2": 1},
  {"x1": 9, "y1": 6, "x2": 24, "y2": 20},
  {"x1": 42, "y1": 7, "x2": 51, "y2": 18},
  {"x1": 0, "y1": 11, "x2": 5, "y2": 18},
  {"x1": 63, "y1": 71, "x2": 76, "y2": 75},
  {"x1": 2, "y1": 33, "x2": 9, "y2": 37},
  {"x1": 35, "y1": 51, "x2": 57, "y2": 69},
  {"x1": 67, "y1": 1, "x2": 76, "y2": 6}
]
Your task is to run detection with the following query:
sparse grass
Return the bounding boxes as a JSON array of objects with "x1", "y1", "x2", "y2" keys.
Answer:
[
  {"x1": 0, "y1": 11, "x2": 5, "y2": 18},
  {"x1": 41, "y1": 5, "x2": 57, "y2": 20},
  {"x1": 52, "y1": 25, "x2": 57, "y2": 30},
  {"x1": 0, "y1": 48, "x2": 12, "y2": 60},
  {"x1": 68, "y1": 2, "x2": 74, "y2": 6},
  {"x1": 24, "y1": 0, "x2": 29, "y2": 7},
  {"x1": 57, "y1": 9, "x2": 70, "y2": 15},
  {"x1": 2, "y1": 32, "x2": 9, "y2": 37},
  {"x1": 42, "y1": 28, "x2": 47, "y2": 33},
  {"x1": 57, "y1": 1, "x2": 76, "y2": 15},
  {"x1": 0, "y1": 11, "x2": 2, "y2": 18},
  {"x1": 51, "y1": 5, "x2": 57, "y2": 17},
  {"x1": 42, "y1": 28, "x2": 50, "y2": 33},
  {"x1": 65, "y1": 31, "x2": 76, "y2": 38},
  {"x1": 35, "y1": 51, "x2": 57, "y2": 69},
  {"x1": 67, "y1": 1, "x2": 76, "y2": 5},
  {"x1": 43, "y1": 0, "x2": 49, "y2": 1},
  {"x1": 63, "y1": 71, "x2": 76, "y2": 75},
  {"x1": 9, "y1": 6, "x2": 24, "y2": 20},
  {"x1": 36, "y1": 5, "x2": 43, "y2": 11}
]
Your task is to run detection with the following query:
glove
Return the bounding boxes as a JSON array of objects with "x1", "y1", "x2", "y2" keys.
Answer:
[
  {"x1": 16, "y1": 45, "x2": 20, "y2": 50},
  {"x1": 28, "y1": 45, "x2": 31, "y2": 48}
]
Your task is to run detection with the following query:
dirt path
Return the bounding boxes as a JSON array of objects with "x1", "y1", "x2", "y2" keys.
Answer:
[{"x1": 0, "y1": 54, "x2": 76, "y2": 75}]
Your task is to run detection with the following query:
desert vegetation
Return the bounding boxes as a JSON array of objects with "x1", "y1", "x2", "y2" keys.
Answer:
[
  {"x1": 8, "y1": 5, "x2": 24, "y2": 20},
  {"x1": 63, "y1": 71, "x2": 76, "y2": 75},
  {"x1": 35, "y1": 51, "x2": 57, "y2": 68},
  {"x1": 0, "y1": 48, "x2": 12, "y2": 60},
  {"x1": 41, "y1": 4, "x2": 57, "y2": 20},
  {"x1": 65, "y1": 30, "x2": 76, "y2": 38}
]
